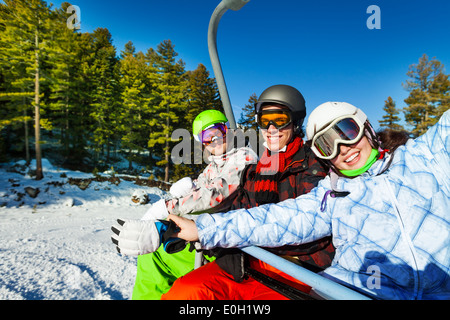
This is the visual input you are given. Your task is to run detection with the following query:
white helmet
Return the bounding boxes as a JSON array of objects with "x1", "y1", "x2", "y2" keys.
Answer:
[
  {"x1": 306, "y1": 102, "x2": 369, "y2": 160},
  {"x1": 306, "y1": 102, "x2": 367, "y2": 140}
]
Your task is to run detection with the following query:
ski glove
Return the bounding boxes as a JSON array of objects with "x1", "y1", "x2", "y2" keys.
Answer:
[
  {"x1": 169, "y1": 177, "x2": 195, "y2": 198},
  {"x1": 111, "y1": 219, "x2": 185, "y2": 256},
  {"x1": 111, "y1": 219, "x2": 166, "y2": 256},
  {"x1": 140, "y1": 199, "x2": 169, "y2": 221}
]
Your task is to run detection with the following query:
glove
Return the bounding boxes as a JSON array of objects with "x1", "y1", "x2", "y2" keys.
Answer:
[
  {"x1": 169, "y1": 177, "x2": 195, "y2": 198},
  {"x1": 111, "y1": 219, "x2": 167, "y2": 256},
  {"x1": 140, "y1": 199, "x2": 169, "y2": 221}
]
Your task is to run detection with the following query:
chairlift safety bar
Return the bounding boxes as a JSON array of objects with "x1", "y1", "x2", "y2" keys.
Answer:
[{"x1": 242, "y1": 246, "x2": 371, "y2": 300}]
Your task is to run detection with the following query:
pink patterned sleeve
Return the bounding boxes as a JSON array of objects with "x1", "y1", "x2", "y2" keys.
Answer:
[{"x1": 167, "y1": 147, "x2": 257, "y2": 216}]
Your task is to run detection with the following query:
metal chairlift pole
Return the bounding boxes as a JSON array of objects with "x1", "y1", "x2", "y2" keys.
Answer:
[
  {"x1": 207, "y1": 0, "x2": 250, "y2": 130},
  {"x1": 195, "y1": 0, "x2": 250, "y2": 269}
]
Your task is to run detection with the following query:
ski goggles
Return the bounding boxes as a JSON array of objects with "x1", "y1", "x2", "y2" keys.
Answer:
[
  {"x1": 311, "y1": 115, "x2": 365, "y2": 160},
  {"x1": 200, "y1": 123, "x2": 227, "y2": 146},
  {"x1": 257, "y1": 110, "x2": 293, "y2": 130}
]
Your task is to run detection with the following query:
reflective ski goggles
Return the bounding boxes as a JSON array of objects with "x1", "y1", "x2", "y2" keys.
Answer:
[
  {"x1": 200, "y1": 123, "x2": 227, "y2": 146},
  {"x1": 311, "y1": 115, "x2": 365, "y2": 160},
  {"x1": 257, "y1": 110, "x2": 292, "y2": 130}
]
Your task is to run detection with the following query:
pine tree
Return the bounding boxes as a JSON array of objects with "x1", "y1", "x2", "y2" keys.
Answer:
[
  {"x1": 118, "y1": 44, "x2": 152, "y2": 171},
  {"x1": 429, "y1": 71, "x2": 450, "y2": 117},
  {"x1": 89, "y1": 28, "x2": 120, "y2": 164},
  {"x1": 238, "y1": 93, "x2": 258, "y2": 131},
  {"x1": 47, "y1": 2, "x2": 85, "y2": 160},
  {"x1": 184, "y1": 63, "x2": 222, "y2": 128},
  {"x1": 0, "y1": 1, "x2": 34, "y2": 164},
  {"x1": 68, "y1": 32, "x2": 98, "y2": 161},
  {"x1": 172, "y1": 63, "x2": 222, "y2": 181},
  {"x1": 0, "y1": 0, "x2": 54, "y2": 179},
  {"x1": 120, "y1": 40, "x2": 136, "y2": 59},
  {"x1": 0, "y1": 1, "x2": 34, "y2": 131},
  {"x1": 379, "y1": 97, "x2": 404, "y2": 131},
  {"x1": 403, "y1": 54, "x2": 450, "y2": 136},
  {"x1": 146, "y1": 40, "x2": 187, "y2": 182}
]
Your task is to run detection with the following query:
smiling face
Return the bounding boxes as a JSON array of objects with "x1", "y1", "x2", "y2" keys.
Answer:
[
  {"x1": 203, "y1": 127, "x2": 228, "y2": 156},
  {"x1": 260, "y1": 105, "x2": 294, "y2": 151},
  {"x1": 330, "y1": 136, "x2": 373, "y2": 171}
]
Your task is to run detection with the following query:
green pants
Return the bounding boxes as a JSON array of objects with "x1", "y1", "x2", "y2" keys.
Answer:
[{"x1": 132, "y1": 245, "x2": 213, "y2": 300}]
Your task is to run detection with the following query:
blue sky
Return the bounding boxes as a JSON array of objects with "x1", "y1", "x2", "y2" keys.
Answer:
[{"x1": 48, "y1": 0, "x2": 450, "y2": 130}]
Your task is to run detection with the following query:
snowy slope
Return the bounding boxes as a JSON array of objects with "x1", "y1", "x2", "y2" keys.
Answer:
[{"x1": 0, "y1": 159, "x2": 167, "y2": 300}]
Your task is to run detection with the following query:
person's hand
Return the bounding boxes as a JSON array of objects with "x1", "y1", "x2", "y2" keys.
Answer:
[{"x1": 168, "y1": 214, "x2": 199, "y2": 242}]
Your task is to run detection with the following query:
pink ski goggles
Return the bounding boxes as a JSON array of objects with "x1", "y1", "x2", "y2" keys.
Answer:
[{"x1": 199, "y1": 123, "x2": 227, "y2": 146}]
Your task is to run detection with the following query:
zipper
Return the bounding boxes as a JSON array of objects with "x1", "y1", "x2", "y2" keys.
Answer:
[{"x1": 384, "y1": 176, "x2": 421, "y2": 299}]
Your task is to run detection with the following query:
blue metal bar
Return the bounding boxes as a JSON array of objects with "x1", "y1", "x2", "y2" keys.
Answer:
[{"x1": 242, "y1": 246, "x2": 371, "y2": 300}]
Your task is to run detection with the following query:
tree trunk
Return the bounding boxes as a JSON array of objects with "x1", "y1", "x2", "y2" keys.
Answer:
[
  {"x1": 34, "y1": 29, "x2": 43, "y2": 180},
  {"x1": 164, "y1": 115, "x2": 170, "y2": 182},
  {"x1": 23, "y1": 96, "x2": 30, "y2": 165}
]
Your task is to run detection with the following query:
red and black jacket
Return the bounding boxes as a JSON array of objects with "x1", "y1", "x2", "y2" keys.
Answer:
[{"x1": 209, "y1": 140, "x2": 335, "y2": 281}]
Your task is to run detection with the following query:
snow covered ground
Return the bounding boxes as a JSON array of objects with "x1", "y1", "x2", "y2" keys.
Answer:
[{"x1": 0, "y1": 159, "x2": 167, "y2": 300}]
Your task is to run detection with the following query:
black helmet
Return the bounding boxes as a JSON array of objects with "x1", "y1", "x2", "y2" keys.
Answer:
[{"x1": 255, "y1": 85, "x2": 306, "y2": 132}]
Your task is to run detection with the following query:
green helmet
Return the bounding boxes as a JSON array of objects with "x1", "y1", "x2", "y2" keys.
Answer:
[{"x1": 192, "y1": 110, "x2": 228, "y2": 142}]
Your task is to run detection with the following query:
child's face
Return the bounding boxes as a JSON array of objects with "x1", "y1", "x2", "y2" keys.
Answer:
[
  {"x1": 204, "y1": 127, "x2": 227, "y2": 156},
  {"x1": 330, "y1": 136, "x2": 373, "y2": 171}
]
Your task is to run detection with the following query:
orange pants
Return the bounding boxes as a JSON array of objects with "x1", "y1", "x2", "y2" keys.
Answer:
[{"x1": 161, "y1": 257, "x2": 311, "y2": 300}]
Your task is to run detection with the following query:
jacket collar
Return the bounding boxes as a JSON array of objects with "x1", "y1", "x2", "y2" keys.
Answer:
[
  {"x1": 208, "y1": 147, "x2": 239, "y2": 166},
  {"x1": 367, "y1": 152, "x2": 392, "y2": 176},
  {"x1": 330, "y1": 152, "x2": 393, "y2": 190}
]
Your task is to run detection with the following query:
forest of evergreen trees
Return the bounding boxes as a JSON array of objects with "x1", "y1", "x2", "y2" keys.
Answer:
[
  {"x1": 1, "y1": 1, "x2": 449, "y2": 183},
  {"x1": 0, "y1": 0, "x2": 223, "y2": 182}
]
